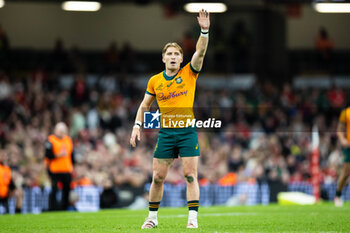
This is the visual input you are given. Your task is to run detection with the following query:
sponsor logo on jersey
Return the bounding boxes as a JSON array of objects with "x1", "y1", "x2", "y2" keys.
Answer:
[
  {"x1": 175, "y1": 77, "x2": 183, "y2": 84},
  {"x1": 157, "y1": 91, "x2": 188, "y2": 101}
]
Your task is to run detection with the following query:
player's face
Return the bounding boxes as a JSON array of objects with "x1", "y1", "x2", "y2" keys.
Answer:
[{"x1": 162, "y1": 47, "x2": 183, "y2": 71}]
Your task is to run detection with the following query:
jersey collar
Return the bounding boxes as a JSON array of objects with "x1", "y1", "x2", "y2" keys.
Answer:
[{"x1": 163, "y1": 70, "x2": 179, "y2": 81}]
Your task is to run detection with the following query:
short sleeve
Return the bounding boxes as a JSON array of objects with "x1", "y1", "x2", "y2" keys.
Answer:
[
  {"x1": 146, "y1": 77, "x2": 156, "y2": 96},
  {"x1": 45, "y1": 139, "x2": 55, "y2": 159},
  {"x1": 187, "y1": 62, "x2": 200, "y2": 79},
  {"x1": 339, "y1": 109, "x2": 347, "y2": 123}
]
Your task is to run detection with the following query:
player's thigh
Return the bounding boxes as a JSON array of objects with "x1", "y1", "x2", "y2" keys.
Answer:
[
  {"x1": 178, "y1": 129, "x2": 200, "y2": 158},
  {"x1": 152, "y1": 158, "x2": 174, "y2": 180},
  {"x1": 343, "y1": 163, "x2": 350, "y2": 176},
  {"x1": 154, "y1": 129, "x2": 178, "y2": 159},
  {"x1": 181, "y1": 156, "x2": 198, "y2": 176}
]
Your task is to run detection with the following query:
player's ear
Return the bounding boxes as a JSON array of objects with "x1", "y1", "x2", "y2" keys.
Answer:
[
  {"x1": 180, "y1": 55, "x2": 183, "y2": 63},
  {"x1": 162, "y1": 55, "x2": 166, "y2": 64}
]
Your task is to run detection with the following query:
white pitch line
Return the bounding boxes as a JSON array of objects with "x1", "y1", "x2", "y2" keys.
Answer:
[
  {"x1": 161, "y1": 212, "x2": 257, "y2": 218},
  {"x1": 45, "y1": 212, "x2": 257, "y2": 220}
]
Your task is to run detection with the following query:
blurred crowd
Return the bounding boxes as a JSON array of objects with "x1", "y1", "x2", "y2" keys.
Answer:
[
  {"x1": 0, "y1": 68, "x2": 348, "y2": 200},
  {"x1": 0, "y1": 23, "x2": 347, "y2": 209}
]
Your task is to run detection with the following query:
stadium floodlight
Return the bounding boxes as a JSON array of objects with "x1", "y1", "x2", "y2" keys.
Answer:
[
  {"x1": 0, "y1": 0, "x2": 4, "y2": 8},
  {"x1": 184, "y1": 2, "x2": 227, "y2": 13},
  {"x1": 62, "y1": 1, "x2": 101, "y2": 12},
  {"x1": 313, "y1": 0, "x2": 350, "y2": 13}
]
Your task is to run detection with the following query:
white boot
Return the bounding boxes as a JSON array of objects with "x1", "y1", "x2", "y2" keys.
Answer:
[
  {"x1": 187, "y1": 218, "x2": 198, "y2": 228},
  {"x1": 141, "y1": 218, "x2": 158, "y2": 229},
  {"x1": 334, "y1": 197, "x2": 344, "y2": 207}
]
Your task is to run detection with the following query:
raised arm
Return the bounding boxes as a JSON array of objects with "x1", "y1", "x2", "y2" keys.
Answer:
[
  {"x1": 191, "y1": 9, "x2": 210, "y2": 72},
  {"x1": 130, "y1": 93, "x2": 155, "y2": 147}
]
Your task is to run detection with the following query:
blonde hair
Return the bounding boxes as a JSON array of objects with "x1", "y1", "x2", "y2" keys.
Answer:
[{"x1": 162, "y1": 42, "x2": 183, "y2": 57}]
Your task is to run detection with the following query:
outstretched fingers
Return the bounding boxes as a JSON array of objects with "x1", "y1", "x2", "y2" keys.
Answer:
[
  {"x1": 199, "y1": 9, "x2": 209, "y2": 18},
  {"x1": 197, "y1": 9, "x2": 210, "y2": 30}
]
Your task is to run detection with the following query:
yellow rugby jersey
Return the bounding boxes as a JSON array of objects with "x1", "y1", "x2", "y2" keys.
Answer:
[
  {"x1": 339, "y1": 107, "x2": 350, "y2": 143},
  {"x1": 146, "y1": 62, "x2": 199, "y2": 128}
]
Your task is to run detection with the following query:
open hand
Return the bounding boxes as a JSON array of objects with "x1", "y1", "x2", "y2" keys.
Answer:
[{"x1": 197, "y1": 9, "x2": 210, "y2": 30}]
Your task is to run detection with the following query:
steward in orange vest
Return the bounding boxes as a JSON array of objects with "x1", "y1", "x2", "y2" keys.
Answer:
[
  {"x1": 0, "y1": 151, "x2": 15, "y2": 214},
  {"x1": 45, "y1": 122, "x2": 75, "y2": 211}
]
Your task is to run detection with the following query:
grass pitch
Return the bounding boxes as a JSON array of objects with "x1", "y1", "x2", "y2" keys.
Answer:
[{"x1": 0, "y1": 202, "x2": 349, "y2": 232}]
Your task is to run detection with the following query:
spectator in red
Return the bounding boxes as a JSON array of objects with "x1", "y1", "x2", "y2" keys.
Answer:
[
  {"x1": 315, "y1": 27, "x2": 334, "y2": 71},
  {"x1": 327, "y1": 85, "x2": 345, "y2": 109},
  {"x1": 0, "y1": 24, "x2": 10, "y2": 61},
  {"x1": 105, "y1": 41, "x2": 120, "y2": 72},
  {"x1": 180, "y1": 32, "x2": 196, "y2": 62},
  {"x1": 71, "y1": 73, "x2": 88, "y2": 106}
]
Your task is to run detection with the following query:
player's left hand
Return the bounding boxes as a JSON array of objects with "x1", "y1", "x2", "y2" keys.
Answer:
[{"x1": 197, "y1": 9, "x2": 210, "y2": 30}]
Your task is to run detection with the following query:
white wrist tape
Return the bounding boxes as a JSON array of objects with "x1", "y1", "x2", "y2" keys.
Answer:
[
  {"x1": 200, "y1": 29, "x2": 209, "y2": 38},
  {"x1": 134, "y1": 121, "x2": 142, "y2": 128}
]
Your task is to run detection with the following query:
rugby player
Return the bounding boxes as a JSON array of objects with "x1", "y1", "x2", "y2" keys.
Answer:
[
  {"x1": 130, "y1": 9, "x2": 210, "y2": 229},
  {"x1": 335, "y1": 107, "x2": 350, "y2": 207}
]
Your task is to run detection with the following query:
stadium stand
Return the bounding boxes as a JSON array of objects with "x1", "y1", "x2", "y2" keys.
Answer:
[
  {"x1": 0, "y1": 52, "x2": 350, "y2": 213},
  {"x1": 1, "y1": 8, "x2": 350, "y2": 212}
]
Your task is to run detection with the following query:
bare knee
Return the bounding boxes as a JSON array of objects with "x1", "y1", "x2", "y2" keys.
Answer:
[
  {"x1": 153, "y1": 172, "x2": 166, "y2": 185},
  {"x1": 184, "y1": 173, "x2": 197, "y2": 184}
]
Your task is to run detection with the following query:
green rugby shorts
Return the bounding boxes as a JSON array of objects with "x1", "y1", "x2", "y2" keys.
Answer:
[
  {"x1": 343, "y1": 147, "x2": 350, "y2": 163},
  {"x1": 154, "y1": 127, "x2": 200, "y2": 159}
]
